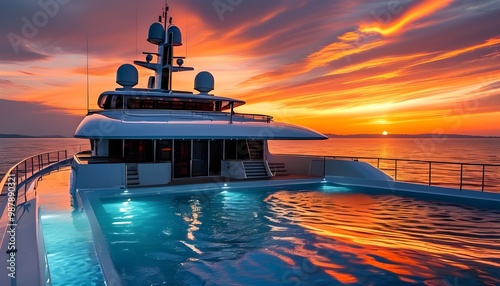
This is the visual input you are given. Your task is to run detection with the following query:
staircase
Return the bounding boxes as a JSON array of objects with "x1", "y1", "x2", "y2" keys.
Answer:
[
  {"x1": 247, "y1": 140, "x2": 264, "y2": 160},
  {"x1": 126, "y1": 164, "x2": 140, "y2": 186},
  {"x1": 268, "y1": 162, "x2": 288, "y2": 176},
  {"x1": 243, "y1": 161, "x2": 270, "y2": 179}
]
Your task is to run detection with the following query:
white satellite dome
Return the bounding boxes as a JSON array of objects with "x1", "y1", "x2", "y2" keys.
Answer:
[
  {"x1": 116, "y1": 64, "x2": 138, "y2": 89},
  {"x1": 147, "y1": 22, "x2": 165, "y2": 45},
  {"x1": 194, "y1": 71, "x2": 214, "y2": 94}
]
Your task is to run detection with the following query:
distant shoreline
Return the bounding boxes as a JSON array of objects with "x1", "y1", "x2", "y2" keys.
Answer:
[
  {"x1": 326, "y1": 134, "x2": 500, "y2": 138},
  {"x1": 0, "y1": 134, "x2": 67, "y2": 138},
  {"x1": 1, "y1": 133, "x2": 498, "y2": 139}
]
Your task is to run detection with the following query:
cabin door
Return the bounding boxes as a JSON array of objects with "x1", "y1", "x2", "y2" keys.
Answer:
[
  {"x1": 192, "y1": 140, "x2": 208, "y2": 177},
  {"x1": 174, "y1": 140, "x2": 191, "y2": 178}
]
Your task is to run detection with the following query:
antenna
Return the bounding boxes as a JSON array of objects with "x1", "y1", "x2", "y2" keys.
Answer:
[
  {"x1": 86, "y1": 33, "x2": 89, "y2": 113},
  {"x1": 163, "y1": 1, "x2": 169, "y2": 29},
  {"x1": 135, "y1": 2, "x2": 138, "y2": 59},
  {"x1": 185, "y1": 13, "x2": 188, "y2": 58}
]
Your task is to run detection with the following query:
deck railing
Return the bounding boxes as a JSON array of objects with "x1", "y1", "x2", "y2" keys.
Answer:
[
  {"x1": 0, "y1": 148, "x2": 89, "y2": 270},
  {"x1": 90, "y1": 109, "x2": 274, "y2": 124},
  {"x1": 322, "y1": 155, "x2": 500, "y2": 192},
  {"x1": 0, "y1": 150, "x2": 70, "y2": 205}
]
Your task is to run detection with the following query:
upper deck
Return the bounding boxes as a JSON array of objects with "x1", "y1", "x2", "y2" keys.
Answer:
[{"x1": 97, "y1": 89, "x2": 246, "y2": 111}]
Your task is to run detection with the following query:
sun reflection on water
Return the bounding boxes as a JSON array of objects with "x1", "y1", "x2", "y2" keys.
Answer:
[{"x1": 264, "y1": 189, "x2": 500, "y2": 284}]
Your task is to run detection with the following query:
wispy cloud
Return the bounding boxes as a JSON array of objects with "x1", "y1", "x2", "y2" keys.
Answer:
[
  {"x1": 359, "y1": 0, "x2": 453, "y2": 36},
  {"x1": 0, "y1": 0, "x2": 499, "y2": 135}
]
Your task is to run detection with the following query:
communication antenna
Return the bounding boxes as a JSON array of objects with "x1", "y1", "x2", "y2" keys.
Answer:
[
  {"x1": 135, "y1": 2, "x2": 138, "y2": 58},
  {"x1": 185, "y1": 13, "x2": 188, "y2": 58},
  {"x1": 86, "y1": 33, "x2": 89, "y2": 113},
  {"x1": 163, "y1": 1, "x2": 169, "y2": 29}
]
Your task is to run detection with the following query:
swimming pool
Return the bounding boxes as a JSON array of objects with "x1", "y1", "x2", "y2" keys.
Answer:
[
  {"x1": 38, "y1": 168, "x2": 104, "y2": 286},
  {"x1": 88, "y1": 184, "x2": 500, "y2": 285}
]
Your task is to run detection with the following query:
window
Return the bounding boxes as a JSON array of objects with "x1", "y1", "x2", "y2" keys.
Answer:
[
  {"x1": 109, "y1": 140, "x2": 123, "y2": 158},
  {"x1": 236, "y1": 140, "x2": 250, "y2": 160},
  {"x1": 225, "y1": 140, "x2": 237, "y2": 160},
  {"x1": 98, "y1": 94, "x2": 109, "y2": 109},
  {"x1": 156, "y1": 140, "x2": 172, "y2": 161},
  {"x1": 192, "y1": 140, "x2": 208, "y2": 177},
  {"x1": 124, "y1": 140, "x2": 154, "y2": 162}
]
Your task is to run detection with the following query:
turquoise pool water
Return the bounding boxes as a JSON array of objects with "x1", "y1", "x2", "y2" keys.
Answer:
[
  {"x1": 94, "y1": 184, "x2": 500, "y2": 285},
  {"x1": 39, "y1": 168, "x2": 104, "y2": 286}
]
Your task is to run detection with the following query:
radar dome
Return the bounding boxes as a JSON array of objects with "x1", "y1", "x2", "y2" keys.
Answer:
[
  {"x1": 194, "y1": 71, "x2": 214, "y2": 94},
  {"x1": 167, "y1": 25, "x2": 182, "y2": 46},
  {"x1": 116, "y1": 64, "x2": 138, "y2": 89},
  {"x1": 148, "y1": 22, "x2": 165, "y2": 45}
]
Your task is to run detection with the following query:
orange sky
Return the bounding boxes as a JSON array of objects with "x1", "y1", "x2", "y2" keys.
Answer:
[{"x1": 1, "y1": 0, "x2": 500, "y2": 135}]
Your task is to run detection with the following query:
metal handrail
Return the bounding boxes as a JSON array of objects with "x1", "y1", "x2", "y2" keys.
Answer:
[
  {"x1": 321, "y1": 155, "x2": 500, "y2": 192},
  {"x1": 0, "y1": 149, "x2": 75, "y2": 277},
  {"x1": 91, "y1": 109, "x2": 274, "y2": 124},
  {"x1": 276, "y1": 153, "x2": 499, "y2": 192},
  {"x1": 0, "y1": 150, "x2": 69, "y2": 204}
]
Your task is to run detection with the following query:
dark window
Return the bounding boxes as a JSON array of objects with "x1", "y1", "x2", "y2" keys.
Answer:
[
  {"x1": 140, "y1": 100, "x2": 155, "y2": 109},
  {"x1": 236, "y1": 140, "x2": 250, "y2": 160},
  {"x1": 156, "y1": 140, "x2": 172, "y2": 161},
  {"x1": 124, "y1": 140, "x2": 154, "y2": 162},
  {"x1": 98, "y1": 94, "x2": 109, "y2": 109},
  {"x1": 109, "y1": 140, "x2": 122, "y2": 158},
  {"x1": 127, "y1": 98, "x2": 140, "y2": 109},
  {"x1": 157, "y1": 101, "x2": 171, "y2": 109},
  {"x1": 225, "y1": 140, "x2": 237, "y2": 160},
  {"x1": 174, "y1": 140, "x2": 191, "y2": 178},
  {"x1": 209, "y1": 140, "x2": 223, "y2": 175},
  {"x1": 192, "y1": 140, "x2": 208, "y2": 177},
  {"x1": 172, "y1": 101, "x2": 184, "y2": 110}
]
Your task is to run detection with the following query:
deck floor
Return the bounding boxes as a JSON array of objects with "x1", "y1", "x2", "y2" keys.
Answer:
[{"x1": 161, "y1": 173, "x2": 320, "y2": 187}]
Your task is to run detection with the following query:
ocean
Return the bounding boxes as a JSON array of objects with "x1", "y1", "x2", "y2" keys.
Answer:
[
  {"x1": 0, "y1": 138, "x2": 89, "y2": 178},
  {"x1": 1, "y1": 137, "x2": 499, "y2": 190},
  {"x1": 269, "y1": 137, "x2": 500, "y2": 164}
]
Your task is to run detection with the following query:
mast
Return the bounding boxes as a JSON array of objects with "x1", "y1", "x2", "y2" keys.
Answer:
[
  {"x1": 134, "y1": 3, "x2": 192, "y2": 91},
  {"x1": 161, "y1": 3, "x2": 173, "y2": 90}
]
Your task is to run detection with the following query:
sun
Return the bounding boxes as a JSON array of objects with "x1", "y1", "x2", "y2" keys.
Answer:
[{"x1": 382, "y1": 131, "x2": 388, "y2": 136}]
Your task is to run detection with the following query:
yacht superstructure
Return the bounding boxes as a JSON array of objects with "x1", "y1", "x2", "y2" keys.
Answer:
[{"x1": 72, "y1": 6, "x2": 327, "y2": 190}]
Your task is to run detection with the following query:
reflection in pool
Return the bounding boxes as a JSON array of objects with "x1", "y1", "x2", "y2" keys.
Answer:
[{"x1": 95, "y1": 184, "x2": 500, "y2": 285}]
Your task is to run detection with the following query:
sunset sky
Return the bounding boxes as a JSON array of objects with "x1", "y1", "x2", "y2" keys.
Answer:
[{"x1": 1, "y1": 0, "x2": 500, "y2": 136}]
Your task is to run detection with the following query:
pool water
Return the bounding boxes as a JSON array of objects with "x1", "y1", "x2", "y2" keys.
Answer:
[
  {"x1": 38, "y1": 168, "x2": 104, "y2": 286},
  {"x1": 95, "y1": 184, "x2": 500, "y2": 285}
]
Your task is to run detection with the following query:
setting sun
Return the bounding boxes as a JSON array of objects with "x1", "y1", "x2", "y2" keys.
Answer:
[{"x1": 382, "y1": 131, "x2": 388, "y2": 136}]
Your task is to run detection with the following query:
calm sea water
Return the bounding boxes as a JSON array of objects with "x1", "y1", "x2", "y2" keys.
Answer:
[
  {"x1": 269, "y1": 138, "x2": 500, "y2": 191},
  {"x1": 1, "y1": 138, "x2": 499, "y2": 189},
  {"x1": 269, "y1": 138, "x2": 500, "y2": 164},
  {"x1": 0, "y1": 138, "x2": 89, "y2": 178}
]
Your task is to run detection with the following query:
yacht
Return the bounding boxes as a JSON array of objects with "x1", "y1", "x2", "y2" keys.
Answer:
[
  {"x1": 1, "y1": 5, "x2": 499, "y2": 286},
  {"x1": 71, "y1": 12, "x2": 328, "y2": 191}
]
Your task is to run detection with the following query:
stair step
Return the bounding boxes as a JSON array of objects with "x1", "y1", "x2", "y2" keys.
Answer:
[
  {"x1": 242, "y1": 161, "x2": 270, "y2": 179},
  {"x1": 244, "y1": 166, "x2": 264, "y2": 170},
  {"x1": 268, "y1": 162, "x2": 288, "y2": 176},
  {"x1": 246, "y1": 172, "x2": 267, "y2": 176},
  {"x1": 126, "y1": 165, "x2": 140, "y2": 185},
  {"x1": 268, "y1": 163, "x2": 285, "y2": 167}
]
